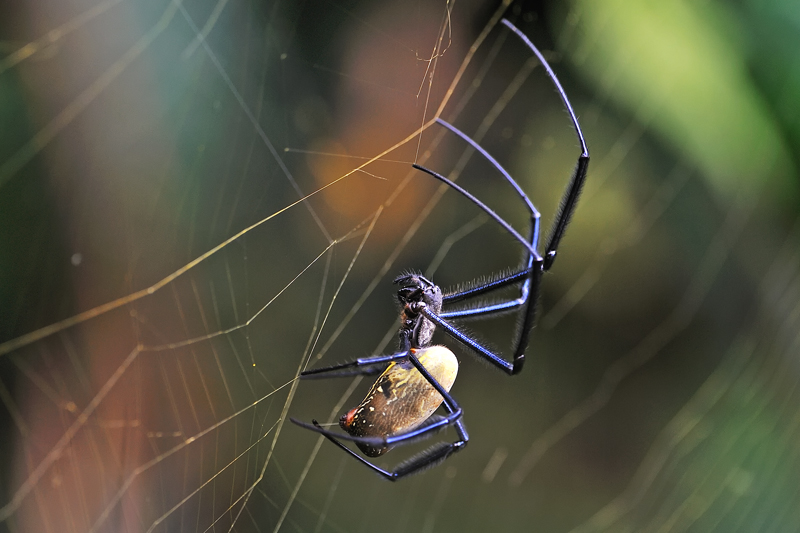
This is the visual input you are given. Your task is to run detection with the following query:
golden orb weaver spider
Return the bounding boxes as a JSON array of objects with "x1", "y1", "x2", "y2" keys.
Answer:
[{"x1": 290, "y1": 18, "x2": 589, "y2": 481}]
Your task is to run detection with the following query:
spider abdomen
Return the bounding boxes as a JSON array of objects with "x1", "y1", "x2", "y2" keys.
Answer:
[{"x1": 340, "y1": 346, "x2": 458, "y2": 457}]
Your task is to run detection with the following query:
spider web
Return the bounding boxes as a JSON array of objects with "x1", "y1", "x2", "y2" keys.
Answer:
[{"x1": 1, "y1": 0, "x2": 799, "y2": 532}]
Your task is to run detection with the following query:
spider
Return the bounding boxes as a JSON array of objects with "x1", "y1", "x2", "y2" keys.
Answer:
[{"x1": 290, "y1": 18, "x2": 589, "y2": 481}]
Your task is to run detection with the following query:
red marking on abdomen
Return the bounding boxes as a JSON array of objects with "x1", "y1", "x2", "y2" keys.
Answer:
[{"x1": 340, "y1": 407, "x2": 357, "y2": 430}]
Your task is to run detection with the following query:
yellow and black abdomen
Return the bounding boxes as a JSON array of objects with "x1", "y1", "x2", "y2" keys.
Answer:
[{"x1": 339, "y1": 346, "x2": 458, "y2": 457}]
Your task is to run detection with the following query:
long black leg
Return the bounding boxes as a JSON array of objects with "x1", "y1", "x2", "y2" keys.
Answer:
[
  {"x1": 307, "y1": 418, "x2": 468, "y2": 481},
  {"x1": 501, "y1": 18, "x2": 590, "y2": 271},
  {"x1": 441, "y1": 267, "x2": 532, "y2": 305},
  {"x1": 435, "y1": 118, "x2": 538, "y2": 216},
  {"x1": 434, "y1": 216, "x2": 544, "y2": 375},
  {"x1": 421, "y1": 255, "x2": 538, "y2": 378},
  {"x1": 300, "y1": 352, "x2": 410, "y2": 379},
  {"x1": 441, "y1": 290, "x2": 527, "y2": 319},
  {"x1": 414, "y1": 117, "x2": 547, "y2": 373},
  {"x1": 440, "y1": 261, "x2": 533, "y2": 319},
  {"x1": 511, "y1": 252, "x2": 544, "y2": 367},
  {"x1": 412, "y1": 163, "x2": 541, "y2": 319},
  {"x1": 412, "y1": 164, "x2": 540, "y2": 260},
  {"x1": 440, "y1": 238, "x2": 539, "y2": 320},
  {"x1": 447, "y1": 220, "x2": 545, "y2": 367},
  {"x1": 291, "y1": 351, "x2": 468, "y2": 480},
  {"x1": 440, "y1": 243, "x2": 537, "y2": 320},
  {"x1": 415, "y1": 118, "x2": 544, "y2": 318}
]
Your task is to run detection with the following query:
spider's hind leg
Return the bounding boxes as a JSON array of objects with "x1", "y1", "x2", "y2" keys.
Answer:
[{"x1": 293, "y1": 418, "x2": 468, "y2": 481}]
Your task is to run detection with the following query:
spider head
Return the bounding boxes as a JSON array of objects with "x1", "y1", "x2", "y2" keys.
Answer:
[
  {"x1": 394, "y1": 274, "x2": 443, "y2": 348},
  {"x1": 394, "y1": 274, "x2": 443, "y2": 310}
]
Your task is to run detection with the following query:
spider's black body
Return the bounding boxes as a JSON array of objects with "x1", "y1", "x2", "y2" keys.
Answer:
[
  {"x1": 396, "y1": 274, "x2": 442, "y2": 350},
  {"x1": 290, "y1": 18, "x2": 590, "y2": 480}
]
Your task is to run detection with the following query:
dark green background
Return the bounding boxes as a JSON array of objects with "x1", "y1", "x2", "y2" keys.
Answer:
[{"x1": 1, "y1": 0, "x2": 798, "y2": 531}]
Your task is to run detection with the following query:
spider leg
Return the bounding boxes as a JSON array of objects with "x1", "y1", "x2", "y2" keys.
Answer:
[
  {"x1": 291, "y1": 351, "x2": 468, "y2": 480},
  {"x1": 413, "y1": 164, "x2": 540, "y2": 260},
  {"x1": 438, "y1": 214, "x2": 544, "y2": 368},
  {"x1": 414, "y1": 21, "x2": 591, "y2": 366},
  {"x1": 421, "y1": 307, "x2": 518, "y2": 372},
  {"x1": 297, "y1": 418, "x2": 468, "y2": 481},
  {"x1": 440, "y1": 281, "x2": 529, "y2": 319},
  {"x1": 441, "y1": 267, "x2": 532, "y2": 305},
  {"x1": 440, "y1": 255, "x2": 537, "y2": 319},
  {"x1": 413, "y1": 162, "x2": 543, "y2": 373},
  {"x1": 434, "y1": 118, "x2": 538, "y2": 217},
  {"x1": 420, "y1": 259, "x2": 541, "y2": 377},
  {"x1": 300, "y1": 352, "x2": 411, "y2": 379},
  {"x1": 501, "y1": 18, "x2": 590, "y2": 271},
  {"x1": 441, "y1": 260, "x2": 534, "y2": 320},
  {"x1": 290, "y1": 410, "x2": 460, "y2": 451},
  {"x1": 415, "y1": 119, "x2": 543, "y2": 319}
]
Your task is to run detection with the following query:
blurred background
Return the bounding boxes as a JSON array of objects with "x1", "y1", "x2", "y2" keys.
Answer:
[{"x1": 1, "y1": 0, "x2": 799, "y2": 531}]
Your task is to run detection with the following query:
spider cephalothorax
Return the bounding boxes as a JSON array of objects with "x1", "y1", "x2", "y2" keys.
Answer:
[
  {"x1": 291, "y1": 17, "x2": 589, "y2": 480},
  {"x1": 394, "y1": 274, "x2": 443, "y2": 350}
]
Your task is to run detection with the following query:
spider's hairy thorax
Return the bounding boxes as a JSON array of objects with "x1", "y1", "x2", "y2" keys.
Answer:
[{"x1": 394, "y1": 274, "x2": 443, "y2": 350}]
